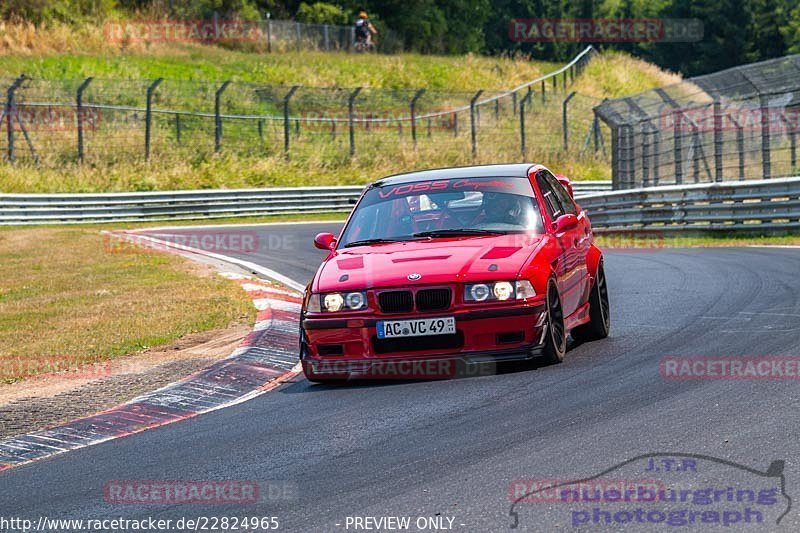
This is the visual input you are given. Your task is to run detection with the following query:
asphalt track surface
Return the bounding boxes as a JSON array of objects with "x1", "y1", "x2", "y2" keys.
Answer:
[{"x1": 2, "y1": 222, "x2": 800, "y2": 532}]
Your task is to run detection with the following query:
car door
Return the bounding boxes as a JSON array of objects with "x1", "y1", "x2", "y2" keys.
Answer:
[
  {"x1": 542, "y1": 170, "x2": 591, "y2": 311},
  {"x1": 535, "y1": 171, "x2": 586, "y2": 316}
]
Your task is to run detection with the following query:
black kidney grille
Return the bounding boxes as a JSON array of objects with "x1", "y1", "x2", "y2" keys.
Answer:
[
  {"x1": 378, "y1": 290, "x2": 414, "y2": 313},
  {"x1": 416, "y1": 288, "x2": 452, "y2": 311}
]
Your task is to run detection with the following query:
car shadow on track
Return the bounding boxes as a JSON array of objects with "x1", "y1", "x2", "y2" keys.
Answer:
[{"x1": 283, "y1": 346, "x2": 583, "y2": 392}]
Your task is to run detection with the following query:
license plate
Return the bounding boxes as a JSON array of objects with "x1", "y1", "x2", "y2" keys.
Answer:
[{"x1": 376, "y1": 316, "x2": 456, "y2": 339}]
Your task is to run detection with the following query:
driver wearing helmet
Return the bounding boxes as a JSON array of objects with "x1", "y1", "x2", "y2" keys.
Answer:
[{"x1": 481, "y1": 192, "x2": 523, "y2": 226}]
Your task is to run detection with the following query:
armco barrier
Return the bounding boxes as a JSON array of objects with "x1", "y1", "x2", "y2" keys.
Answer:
[
  {"x1": 579, "y1": 176, "x2": 800, "y2": 232},
  {"x1": 0, "y1": 181, "x2": 611, "y2": 225}
]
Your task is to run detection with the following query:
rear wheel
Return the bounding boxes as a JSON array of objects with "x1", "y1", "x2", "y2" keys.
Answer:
[
  {"x1": 541, "y1": 280, "x2": 567, "y2": 364},
  {"x1": 571, "y1": 261, "x2": 610, "y2": 342}
]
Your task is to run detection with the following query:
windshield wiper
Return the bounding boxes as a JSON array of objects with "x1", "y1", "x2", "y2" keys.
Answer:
[
  {"x1": 412, "y1": 229, "x2": 508, "y2": 238},
  {"x1": 342, "y1": 238, "x2": 401, "y2": 248}
]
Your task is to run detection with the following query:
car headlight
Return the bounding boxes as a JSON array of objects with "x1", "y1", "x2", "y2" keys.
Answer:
[
  {"x1": 308, "y1": 291, "x2": 368, "y2": 313},
  {"x1": 469, "y1": 283, "x2": 491, "y2": 302},
  {"x1": 493, "y1": 281, "x2": 514, "y2": 301},
  {"x1": 324, "y1": 293, "x2": 344, "y2": 312},
  {"x1": 464, "y1": 281, "x2": 536, "y2": 302}
]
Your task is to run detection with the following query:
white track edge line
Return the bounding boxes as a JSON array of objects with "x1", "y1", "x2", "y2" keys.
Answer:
[{"x1": 114, "y1": 232, "x2": 306, "y2": 293}]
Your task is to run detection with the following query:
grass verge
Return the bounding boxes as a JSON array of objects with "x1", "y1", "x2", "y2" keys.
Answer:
[
  {"x1": 0, "y1": 227, "x2": 255, "y2": 383},
  {"x1": 0, "y1": 48, "x2": 677, "y2": 193}
]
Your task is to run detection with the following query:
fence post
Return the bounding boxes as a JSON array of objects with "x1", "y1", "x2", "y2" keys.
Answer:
[
  {"x1": 266, "y1": 17, "x2": 272, "y2": 53},
  {"x1": 76, "y1": 76, "x2": 93, "y2": 163},
  {"x1": 541, "y1": 80, "x2": 545, "y2": 103},
  {"x1": 470, "y1": 90, "x2": 483, "y2": 159},
  {"x1": 5, "y1": 75, "x2": 26, "y2": 163},
  {"x1": 729, "y1": 114, "x2": 745, "y2": 180},
  {"x1": 610, "y1": 126, "x2": 620, "y2": 189},
  {"x1": 175, "y1": 114, "x2": 182, "y2": 144},
  {"x1": 642, "y1": 129, "x2": 650, "y2": 187},
  {"x1": 283, "y1": 85, "x2": 299, "y2": 159},
  {"x1": 410, "y1": 89, "x2": 425, "y2": 149},
  {"x1": 295, "y1": 22, "x2": 302, "y2": 51},
  {"x1": 519, "y1": 90, "x2": 532, "y2": 159},
  {"x1": 623, "y1": 125, "x2": 635, "y2": 189},
  {"x1": 759, "y1": 94, "x2": 771, "y2": 178},
  {"x1": 214, "y1": 80, "x2": 231, "y2": 153},
  {"x1": 673, "y1": 110, "x2": 683, "y2": 184},
  {"x1": 144, "y1": 77, "x2": 163, "y2": 161},
  {"x1": 348, "y1": 87, "x2": 362, "y2": 157},
  {"x1": 257, "y1": 118, "x2": 263, "y2": 141},
  {"x1": 692, "y1": 125, "x2": 700, "y2": 182},
  {"x1": 713, "y1": 100, "x2": 723, "y2": 182},
  {"x1": 652, "y1": 130, "x2": 660, "y2": 185},
  {"x1": 453, "y1": 112, "x2": 458, "y2": 137},
  {"x1": 324, "y1": 25, "x2": 330, "y2": 51},
  {"x1": 562, "y1": 91, "x2": 576, "y2": 151}
]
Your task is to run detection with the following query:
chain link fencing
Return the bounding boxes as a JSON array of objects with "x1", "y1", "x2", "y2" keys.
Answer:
[
  {"x1": 595, "y1": 54, "x2": 800, "y2": 189},
  {"x1": 1, "y1": 47, "x2": 605, "y2": 181}
]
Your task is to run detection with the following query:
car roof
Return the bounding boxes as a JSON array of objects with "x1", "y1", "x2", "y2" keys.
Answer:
[{"x1": 372, "y1": 163, "x2": 544, "y2": 187}]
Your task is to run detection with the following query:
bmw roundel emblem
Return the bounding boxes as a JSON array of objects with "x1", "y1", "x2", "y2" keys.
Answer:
[{"x1": 408, "y1": 273, "x2": 422, "y2": 281}]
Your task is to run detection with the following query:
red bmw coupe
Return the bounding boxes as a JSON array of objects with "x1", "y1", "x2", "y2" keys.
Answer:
[{"x1": 300, "y1": 164, "x2": 610, "y2": 382}]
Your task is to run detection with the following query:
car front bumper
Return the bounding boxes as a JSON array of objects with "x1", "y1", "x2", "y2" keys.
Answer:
[{"x1": 301, "y1": 303, "x2": 547, "y2": 379}]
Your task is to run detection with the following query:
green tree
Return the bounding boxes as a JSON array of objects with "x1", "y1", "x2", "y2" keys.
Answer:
[
  {"x1": 296, "y1": 2, "x2": 348, "y2": 25},
  {"x1": 747, "y1": 0, "x2": 789, "y2": 61}
]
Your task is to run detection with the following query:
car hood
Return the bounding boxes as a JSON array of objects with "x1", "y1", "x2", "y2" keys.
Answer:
[{"x1": 315, "y1": 234, "x2": 544, "y2": 292}]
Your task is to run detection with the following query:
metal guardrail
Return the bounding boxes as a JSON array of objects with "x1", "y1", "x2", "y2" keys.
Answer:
[
  {"x1": 578, "y1": 177, "x2": 800, "y2": 232},
  {"x1": 0, "y1": 181, "x2": 611, "y2": 225}
]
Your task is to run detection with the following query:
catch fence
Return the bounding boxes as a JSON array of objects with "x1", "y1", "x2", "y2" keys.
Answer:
[
  {"x1": 0, "y1": 46, "x2": 605, "y2": 175},
  {"x1": 595, "y1": 54, "x2": 800, "y2": 189}
]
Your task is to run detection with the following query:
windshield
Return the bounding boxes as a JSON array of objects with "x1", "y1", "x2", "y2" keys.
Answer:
[{"x1": 339, "y1": 176, "x2": 544, "y2": 247}]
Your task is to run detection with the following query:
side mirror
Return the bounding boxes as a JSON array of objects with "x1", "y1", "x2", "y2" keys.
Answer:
[
  {"x1": 555, "y1": 174, "x2": 574, "y2": 198},
  {"x1": 553, "y1": 214, "x2": 579, "y2": 233},
  {"x1": 313, "y1": 232, "x2": 337, "y2": 250}
]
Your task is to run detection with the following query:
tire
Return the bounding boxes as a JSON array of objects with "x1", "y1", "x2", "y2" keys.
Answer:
[
  {"x1": 541, "y1": 279, "x2": 567, "y2": 365},
  {"x1": 571, "y1": 260, "x2": 611, "y2": 343}
]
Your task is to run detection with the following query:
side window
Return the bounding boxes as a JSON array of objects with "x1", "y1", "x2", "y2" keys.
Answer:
[
  {"x1": 541, "y1": 171, "x2": 578, "y2": 215},
  {"x1": 536, "y1": 174, "x2": 565, "y2": 220}
]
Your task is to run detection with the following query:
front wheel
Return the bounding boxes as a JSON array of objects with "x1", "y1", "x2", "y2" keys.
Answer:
[
  {"x1": 571, "y1": 261, "x2": 611, "y2": 342},
  {"x1": 541, "y1": 280, "x2": 567, "y2": 364}
]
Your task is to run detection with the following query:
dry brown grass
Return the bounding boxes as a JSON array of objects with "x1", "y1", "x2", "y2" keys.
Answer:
[{"x1": 0, "y1": 228, "x2": 255, "y2": 382}]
